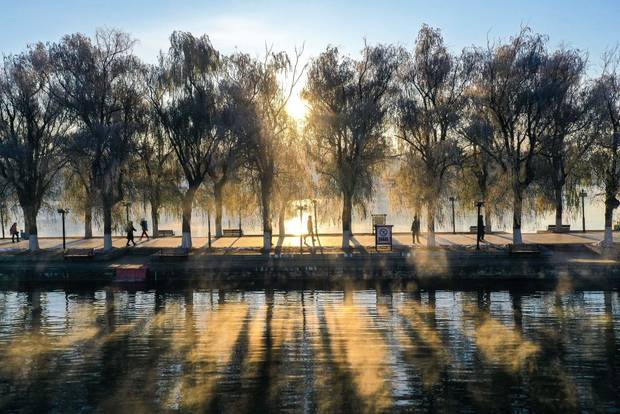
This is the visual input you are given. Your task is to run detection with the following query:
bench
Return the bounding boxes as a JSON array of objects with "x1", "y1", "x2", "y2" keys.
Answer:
[
  {"x1": 371, "y1": 214, "x2": 387, "y2": 234},
  {"x1": 157, "y1": 229, "x2": 175, "y2": 237},
  {"x1": 508, "y1": 244, "x2": 541, "y2": 256},
  {"x1": 547, "y1": 224, "x2": 570, "y2": 233},
  {"x1": 64, "y1": 248, "x2": 95, "y2": 260},
  {"x1": 155, "y1": 247, "x2": 189, "y2": 260},
  {"x1": 222, "y1": 228, "x2": 243, "y2": 237},
  {"x1": 469, "y1": 226, "x2": 491, "y2": 233}
]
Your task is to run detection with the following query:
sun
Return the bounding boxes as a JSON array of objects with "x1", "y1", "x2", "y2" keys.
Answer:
[{"x1": 286, "y1": 93, "x2": 308, "y2": 122}]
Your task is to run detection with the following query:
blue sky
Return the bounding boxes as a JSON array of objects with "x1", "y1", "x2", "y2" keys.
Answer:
[{"x1": 1, "y1": 0, "x2": 618, "y2": 73}]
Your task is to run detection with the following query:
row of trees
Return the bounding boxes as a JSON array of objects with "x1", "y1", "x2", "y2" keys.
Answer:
[{"x1": 0, "y1": 26, "x2": 618, "y2": 251}]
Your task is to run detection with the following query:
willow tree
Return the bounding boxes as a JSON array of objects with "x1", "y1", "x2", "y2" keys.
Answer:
[
  {"x1": 537, "y1": 49, "x2": 593, "y2": 230},
  {"x1": 51, "y1": 29, "x2": 143, "y2": 251},
  {"x1": 134, "y1": 109, "x2": 181, "y2": 238},
  {"x1": 469, "y1": 29, "x2": 558, "y2": 244},
  {"x1": 227, "y1": 49, "x2": 304, "y2": 250},
  {"x1": 0, "y1": 43, "x2": 69, "y2": 250},
  {"x1": 304, "y1": 44, "x2": 398, "y2": 248},
  {"x1": 394, "y1": 25, "x2": 472, "y2": 246},
  {"x1": 148, "y1": 31, "x2": 222, "y2": 248},
  {"x1": 591, "y1": 49, "x2": 620, "y2": 247}
]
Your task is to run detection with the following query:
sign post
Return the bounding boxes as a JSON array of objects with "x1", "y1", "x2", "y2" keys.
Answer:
[{"x1": 374, "y1": 224, "x2": 393, "y2": 251}]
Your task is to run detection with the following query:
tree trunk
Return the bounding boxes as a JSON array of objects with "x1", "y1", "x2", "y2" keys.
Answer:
[
  {"x1": 484, "y1": 209, "x2": 492, "y2": 234},
  {"x1": 22, "y1": 204, "x2": 39, "y2": 251},
  {"x1": 554, "y1": 183, "x2": 563, "y2": 229},
  {"x1": 426, "y1": 206, "x2": 436, "y2": 247},
  {"x1": 214, "y1": 180, "x2": 224, "y2": 237},
  {"x1": 278, "y1": 204, "x2": 286, "y2": 236},
  {"x1": 181, "y1": 186, "x2": 197, "y2": 249},
  {"x1": 342, "y1": 194, "x2": 352, "y2": 249},
  {"x1": 84, "y1": 207, "x2": 93, "y2": 239},
  {"x1": 151, "y1": 202, "x2": 159, "y2": 238},
  {"x1": 102, "y1": 201, "x2": 113, "y2": 252},
  {"x1": 513, "y1": 182, "x2": 524, "y2": 245},
  {"x1": 603, "y1": 191, "x2": 619, "y2": 248},
  {"x1": 260, "y1": 177, "x2": 273, "y2": 251}
]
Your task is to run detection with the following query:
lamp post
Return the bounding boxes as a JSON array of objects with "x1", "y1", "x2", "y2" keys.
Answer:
[
  {"x1": 449, "y1": 196, "x2": 456, "y2": 234},
  {"x1": 580, "y1": 189, "x2": 587, "y2": 233},
  {"x1": 207, "y1": 207, "x2": 212, "y2": 249},
  {"x1": 57, "y1": 208, "x2": 69, "y2": 250},
  {"x1": 123, "y1": 201, "x2": 131, "y2": 224},
  {"x1": 475, "y1": 201, "x2": 485, "y2": 251}
]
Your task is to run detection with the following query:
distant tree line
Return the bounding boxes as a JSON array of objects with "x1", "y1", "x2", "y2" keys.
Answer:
[{"x1": 0, "y1": 25, "x2": 618, "y2": 251}]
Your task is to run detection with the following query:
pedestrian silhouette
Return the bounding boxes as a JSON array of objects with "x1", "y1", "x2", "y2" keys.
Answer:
[
  {"x1": 477, "y1": 214, "x2": 485, "y2": 243},
  {"x1": 10, "y1": 222, "x2": 18, "y2": 243},
  {"x1": 411, "y1": 214, "x2": 421, "y2": 244},
  {"x1": 140, "y1": 218, "x2": 149, "y2": 240},
  {"x1": 126, "y1": 221, "x2": 137, "y2": 246},
  {"x1": 304, "y1": 215, "x2": 315, "y2": 247}
]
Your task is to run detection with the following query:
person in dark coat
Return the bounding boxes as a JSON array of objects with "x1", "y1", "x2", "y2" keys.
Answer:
[
  {"x1": 10, "y1": 222, "x2": 18, "y2": 243},
  {"x1": 139, "y1": 218, "x2": 149, "y2": 240},
  {"x1": 477, "y1": 214, "x2": 485, "y2": 243},
  {"x1": 126, "y1": 221, "x2": 137, "y2": 247},
  {"x1": 411, "y1": 214, "x2": 421, "y2": 244},
  {"x1": 304, "y1": 215, "x2": 315, "y2": 246}
]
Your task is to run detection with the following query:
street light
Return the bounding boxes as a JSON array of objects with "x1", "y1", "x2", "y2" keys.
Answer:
[
  {"x1": 57, "y1": 208, "x2": 69, "y2": 250},
  {"x1": 580, "y1": 189, "x2": 587, "y2": 233},
  {"x1": 123, "y1": 201, "x2": 132, "y2": 224},
  {"x1": 449, "y1": 196, "x2": 456, "y2": 234},
  {"x1": 475, "y1": 201, "x2": 485, "y2": 251}
]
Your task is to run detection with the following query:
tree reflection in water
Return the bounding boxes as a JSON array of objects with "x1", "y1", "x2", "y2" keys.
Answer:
[{"x1": 0, "y1": 283, "x2": 619, "y2": 413}]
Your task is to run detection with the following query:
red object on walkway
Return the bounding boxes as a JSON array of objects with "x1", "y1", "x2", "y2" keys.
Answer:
[{"x1": 116, "y1": 265, "x2": 147, "y2": 282}]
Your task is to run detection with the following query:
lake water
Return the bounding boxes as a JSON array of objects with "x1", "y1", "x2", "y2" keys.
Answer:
[{"x1": 1, "y1": 284, "x2": 619, "y2": 413}]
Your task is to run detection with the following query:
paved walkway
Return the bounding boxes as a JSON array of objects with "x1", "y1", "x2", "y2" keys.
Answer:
[{"x1": 0, "y1": 231, "x2": 616, "y2": 253}]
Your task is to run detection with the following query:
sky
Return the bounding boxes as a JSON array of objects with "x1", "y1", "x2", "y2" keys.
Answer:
[{"x1": 1, "y1": 0, "x2": 618, "y2": 70}]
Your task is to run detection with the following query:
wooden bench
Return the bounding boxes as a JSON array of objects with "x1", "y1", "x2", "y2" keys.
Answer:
[
  {"x1": 157, "y1": 229, "x2": 175, "y2": 237},
  {"x1": 508, "y1": 244, "x2": 541, "y2": 257},
  {"x1": 64, "y1": 248, "x2": 95, "y2": 260},
  {"x1": 547, "y1": 224, "x2": 570, "y2": 233},
  {"x1": 222, "y1": 228, "x2": 243, "y2": 237},
  {"x1": 155, "y1": 247, "x2": 189, "y2": 260},
  {"x1": 469, "y1": 226, "x2": 491, "y2": 233}
]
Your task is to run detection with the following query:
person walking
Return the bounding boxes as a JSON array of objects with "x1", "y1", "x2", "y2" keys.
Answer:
[
  {"x1": 9, "y1": 222, "x2": 18, "y2": 243},
  {"x1": 411, "y1": 214, "x2": 421, "y2": 244},
  {"x1": 126, "y1": 221, "x2": 137, "y2": 247},
  {"x1": 139, "y1": 218, "x2": 149, "y2": 240},
  {"x1": 304, "y1": 215, "x2": 315, "y2": 246},
  {"x1": 477, "y1": 214, "x2": 485, "y2": 243}
]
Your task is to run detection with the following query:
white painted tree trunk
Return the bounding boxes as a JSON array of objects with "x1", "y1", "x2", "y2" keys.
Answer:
[
  {"x1": 181, "y1": 232, "x2": 192, "y2": 249},
  {"x1": 103, "y1": 233, "x2": 113, "y2": 251},
  {"x1": 602, "y1": 226, "x2": 614, "y2": 248},
  {"x1": 513, "y1": 228, "x2": 523, "y2": 245},
  {"x1": 263, "y1": 231, "x2": 272, "y2": 251},
  {"x1": 342, "y1": 230, "x2": 352, "y2": 250},
  {"x1": 28, "y1": 234, "x2": 39, "y2": 251}
]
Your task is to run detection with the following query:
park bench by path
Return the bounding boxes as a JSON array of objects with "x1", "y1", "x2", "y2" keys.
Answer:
[
  {"x1": 154, "y1": 247, "x2": 189, "y2": 261},
  {"x1": 64, "y1": 248, "x2": 95, "y2": 261},
  {"x1": 508, "y1": 244, "x2": 542, "y2": 257},
  {"x1": 222, "y1": 228, "x2": 243, "y2": 237},
  {"x1": 157, "y1": 229, "x2": 175, "y2": 237},
  {"x1": 469, "y1": 226, "x2": 492, "y2": 234},
  {"x1": 547, "y1": 224, "x2": 571, "y2": 233}
]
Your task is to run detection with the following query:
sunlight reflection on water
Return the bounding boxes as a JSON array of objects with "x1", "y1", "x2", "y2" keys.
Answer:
[{"x1": 0, "y1": 285, "x2": 619, "y2": 413}]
